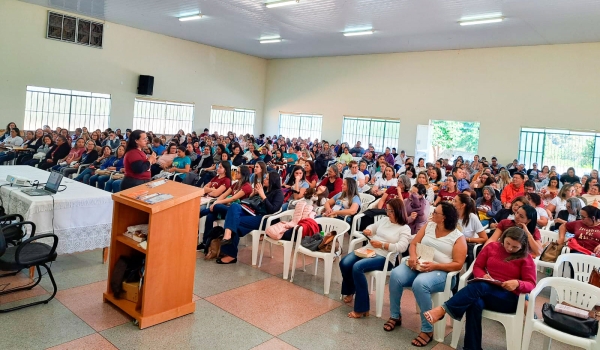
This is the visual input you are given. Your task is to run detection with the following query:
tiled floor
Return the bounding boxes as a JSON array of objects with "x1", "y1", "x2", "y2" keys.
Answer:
[{"x1": 0, "y1": 245, "x2": 577, "y2": 350}]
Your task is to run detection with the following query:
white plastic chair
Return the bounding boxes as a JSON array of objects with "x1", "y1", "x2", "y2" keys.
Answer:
[
  {"x1": 347, "y1": 213, "x2": 386, "y2": 253},
  {"x1": 358, "y1": 193, "x2": 376, "y2": 213},
  {"x1": 289, "y1": 218, "x2": 350, "y2": 294},
  {"x1": 364, "y1": 251, "x2": 394, "y2": 318},
  {"x1": 450, "y1": 261, "x2": 527, "y2": 350},
  {"x1": 402, "y1": 256, "x2": 462, "y2": 343},
  {"x1": 535, "y1": 230, "x2": 570, "y2": 274},
  {"x1": 521, "y1": 277, "x2": 599, "y2": 350},
  {"x1": 542, "y1": 219, "x2": 554, "y2": 230},
  {"x1": 258, "y1": 210, "x2": 295, "y2": 278},
  {"x1": 553, "y1": 253, "x2": 600, "y2": 284}
]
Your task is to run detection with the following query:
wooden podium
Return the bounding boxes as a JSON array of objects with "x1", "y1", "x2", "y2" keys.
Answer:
[{"x1": 103, "y1": 180, "x2": 203, "y2": 329}]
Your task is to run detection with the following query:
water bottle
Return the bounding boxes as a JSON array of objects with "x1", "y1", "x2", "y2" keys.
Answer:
[{"x1": 320, "y1": 231, "x2": 325, "y2": 237}]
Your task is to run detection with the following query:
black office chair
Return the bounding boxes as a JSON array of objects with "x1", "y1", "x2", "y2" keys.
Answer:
[
  {"x1": 0, "y1": 221, "x2": 58, "y2": 313},
  {"x1": 0, "y1": 214, "x2": 26, "y2": 246}
]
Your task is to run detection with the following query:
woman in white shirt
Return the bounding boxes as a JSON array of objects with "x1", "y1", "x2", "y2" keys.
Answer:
[
  {"x1": 416, "y1": 171, "x2": 435, "y2": 205},
  {"x1": 546, "y1": 184, "x2": 585, "y2": 218},
  {"x1": 340, "y1": 199, "x2": 412, "y2": 318},
  {"x1": 371, "y1": 166, "x2": 398, "y2": 197},
  {"x1": 453, "y1": 193, "x2": 486, "y2": 267},
  {"x1": 385, "y1": 202, "x2": 467, "y2": 347}
]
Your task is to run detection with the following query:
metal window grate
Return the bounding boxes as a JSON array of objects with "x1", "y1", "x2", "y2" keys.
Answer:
[
  {"x1": 341, "y1": 116, "x2": 400, "y2": 152},
  {"x1": 24, "y1": 86, "x2": 111, "y2": 131},
  {"x1": 518, "y1": 128, "x2": 599, "y2": 175},
  {"x1": 278, "y1": 113, "x2": 322, "y2": 140},
  {"x1": 47, "y1": 11, "x2": 103, "y2": 48},
  {"x1": 209, "y1": 106, "x2": 255, "y2": 136},
  {"x1": 133, "y1": 99, "x2": 194, "y2": 135}
]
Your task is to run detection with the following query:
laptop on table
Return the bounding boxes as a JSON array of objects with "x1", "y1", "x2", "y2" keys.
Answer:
[{"x1": 22, "y1": 172, "x2": 63, "y2": 196}]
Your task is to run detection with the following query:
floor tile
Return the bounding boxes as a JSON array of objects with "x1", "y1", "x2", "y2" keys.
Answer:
[
  {"x1": 0, "y1": 273, "x2": 48, "y2": 304},
  {"x1": 0, "y1": 295, "x2": 95, "y2": 350},
  {"x1": 206, "y1": 277, "x2": 341, "y2": 335},
  {"x1": 37, "y1": 261, "x2": 108, "y2": 292},
  {"x1": 46, "y1": 333, "x2": 118, "y2": 350},
  {"x1": 279, "y1": 305, "x2": 436, "y2": 350},
  {"x1": 55, "y1": 281, "x2": 131, "y2": 331},
  {"x1": 101, "y1": 299, "x2": 271, "y2": 350},
  {"x1": 237, "y1": 245, "x2": 315, "y2": 276},
  {"x1": 252, "y1": 338, "x2": 298, "y2": 350},
  {"x1": 193, "y1": 258, "x2": 272, "y2": 298},
  {"x1": 281, "y1": 257, "x2": 344, "y2": 301}
]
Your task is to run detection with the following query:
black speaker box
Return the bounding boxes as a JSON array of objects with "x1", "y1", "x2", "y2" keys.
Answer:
[{"x1": 137, "y1": 75, "x2": 154, "y2": 96}]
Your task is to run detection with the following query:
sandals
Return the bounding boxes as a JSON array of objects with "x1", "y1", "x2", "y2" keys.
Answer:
[
  {"x1": 347, "y1": 311, "x2": 368, "y2": 318},
  {"x1": 216, "y1": 257, "x2": 237, "y2": 264},
  {"x1": 383, "y1": 317, "x2": 401, "y2": 332},
  {"x1": 343, "y1": 295, "x2": 354, "y2": 303},
  {"x1": 411, "y1": 332, "x2": 433, "y2": 347}
]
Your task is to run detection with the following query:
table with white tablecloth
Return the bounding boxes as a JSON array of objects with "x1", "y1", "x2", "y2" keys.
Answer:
[{"x1": 0, "y1": 165, "x2": 113, "y2": 255}]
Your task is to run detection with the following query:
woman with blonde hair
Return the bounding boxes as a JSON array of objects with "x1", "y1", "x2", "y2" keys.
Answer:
[{"x1": 496, "y1": 169, "x2": 512, "y2": 191}]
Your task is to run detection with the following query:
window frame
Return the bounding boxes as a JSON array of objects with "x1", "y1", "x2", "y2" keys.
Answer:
[
  {"x1": 133, "y1": 98, "x2": 195, "y2": 135},
  {"x1": 209, "y1": 105, "x2": 255, "y2": 136},
  {"x1": 278, "y1": 112, "x2": 323, "y2": 141},
  {"x1": 24, "y1": 85, "x2": 111, "y2": 131},
  {"x1": 341, "y1": 116, "x2": 400, "y2": 152}
]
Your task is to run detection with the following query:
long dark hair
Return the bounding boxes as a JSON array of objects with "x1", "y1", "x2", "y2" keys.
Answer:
[
  {"x1": 520, "y1": 204, "x2": 538, "y2": 234},
  {"x1": 235, "y1": 165, "x2": 251, "y2": 191},
  {"x1": 267, "y1": 171, "x2": 282, "y2": 192},
  {"x1": 286, "y1": 165, "x2": 306, "y2": 186},
  {"x1": 126, "y1": 130, "x2": 145, "y2": 153},
  {"x1": 438, "y1": 201, "x2": 459, "y2": 231},
  {"x1": 500, "y1": 227, "x2": 530, "y2": 261},
  {"x1": 387, "y1": 198, "x2": 408, "y2": 226},
  {"x1": 456, "y1": 193, "x2": 476, "y2": 226},
  {"x1": 220, "y1": 160, "x2": 232, "y2": 180},
  {"x1": 254, "y1": 161, "x2": 267, "y2": 186}
]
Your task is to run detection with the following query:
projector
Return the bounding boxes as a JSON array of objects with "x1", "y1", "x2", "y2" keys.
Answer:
[{"x1": 5, "y1": 175, "x2": 33, "y2": 187}]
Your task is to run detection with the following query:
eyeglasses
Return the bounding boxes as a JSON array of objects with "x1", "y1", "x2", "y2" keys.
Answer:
[{"x1": 385, "y1": 208, "x2": 394, "y2": 213}]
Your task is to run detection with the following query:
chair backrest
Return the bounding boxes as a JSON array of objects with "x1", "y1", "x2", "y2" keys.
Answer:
[
  {"x1": 539, "y1": 229, "x2": 559, "y2": 245},
  {"x1": 538, "y1": 277, "x2": 600, "y2": 311},
  {"x1": 358, "y1": 193, "x2": 375, "y2": 212},
  {"x1": 315, "y1": 217, "x2": 351, "y2": 236},
  {"x1": 554, "y1": 253, "x2": 600, "y2": 283}
]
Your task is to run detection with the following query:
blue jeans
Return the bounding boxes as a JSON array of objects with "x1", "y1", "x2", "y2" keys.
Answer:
[
  {"x1": 339, "y1": 253, "x2": 389, "y2": 313},
  {"x1": 200, "y1": 204, "x2": 231, "y2": 245},
  {"x1": 89, "y1": 174, "x2": 111, "y2": 189},
  {"x1": 75, "y1": 168, "x2": 94, "y2": 184},
  {"x1": 389, "y1": 263, "x2": 451, "y2": 333},
  {"x1": 0, "y1": 152, "x2": 16, "y2": 164},
  {"x1": 443, "y1": 282, "x2": 518, "y2": 350},
  {"x1": 105, "y1": 178, "x2": 122, "y2": 192},
  {"x1": 220, "y1": 203, "x2": 264, "y2": 259}
]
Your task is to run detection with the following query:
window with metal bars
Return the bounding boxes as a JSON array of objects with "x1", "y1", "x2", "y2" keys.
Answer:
[
  {"x1": 133, "y1": 98, "x2": 194, "y2": 135},
  {"x1": 278, "y1": 113, "x2": 322, "y2": 140},
  {"x1": 24, "y1": 86, "x2": 111, "y2": 131},
  {"x1": 341, "y1": 116, "x2": 400, "y2": 152},
  {"x1": 209, "y1": 106, "x2": 255, "y2": 136},
  {"x1": 519, "y1": 127, "x2": 599, "y2": 175}
]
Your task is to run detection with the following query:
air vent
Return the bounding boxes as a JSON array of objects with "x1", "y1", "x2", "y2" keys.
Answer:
[{"x1": 47, "y1": 11, "x2": 103, "y2": 48}]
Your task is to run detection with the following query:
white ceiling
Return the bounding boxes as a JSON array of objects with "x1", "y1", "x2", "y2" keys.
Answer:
[{"x1": 23, "y1": 0, "x2": 600, "y2": 59}]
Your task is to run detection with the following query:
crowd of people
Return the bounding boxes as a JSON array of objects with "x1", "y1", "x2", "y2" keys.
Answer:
[{"x1": 2, "y1": 121, "x2": 599, "y2": 348}]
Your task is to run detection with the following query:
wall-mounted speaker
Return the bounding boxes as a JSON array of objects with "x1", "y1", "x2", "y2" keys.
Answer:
[{"x1": 137, "y1": 75, "x2": 154, "y2": 96}]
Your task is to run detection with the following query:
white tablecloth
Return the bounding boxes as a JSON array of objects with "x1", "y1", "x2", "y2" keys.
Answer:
[{"x1": 0, "y1": 166, "x2": 113, "y2": 254}]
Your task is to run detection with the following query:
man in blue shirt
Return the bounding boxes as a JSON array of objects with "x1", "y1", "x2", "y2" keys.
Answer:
[
  {"x1": 349, "y1": 141, "x2": 365, "y2": 157},
  {"x1": 151, "y1": 137, "x2": 165, "y2": 155},
  {"x1": 453, "y1": 167, "x2": 470, "y2": 192}
]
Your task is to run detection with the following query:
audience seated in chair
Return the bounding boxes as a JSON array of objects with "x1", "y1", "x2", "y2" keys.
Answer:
[
  {"x1": 385, "y1": 202, "x2": 466, "y2": 347},
  {"x1": 340, "y1": 198, "x2": 411, "y2": 318}
]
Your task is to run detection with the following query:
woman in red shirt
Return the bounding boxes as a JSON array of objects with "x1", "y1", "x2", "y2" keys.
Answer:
[
  {"x1": 434, "y1": 175, "x2": 458, "y2": 206},
  {"x1": 318, "y1": 165, "x2": 343, "y2": 198},
  {"x1": 202, "y1": 161, "x2": 232, "y2": 200},
  {"x1": 423, "y1": 227, "x2": 537, "y2": 350},
  {"x1": 121, "y1": 130, "x2": 156, "y2": 191},
  {"x1": 486, "y1": 204, "x2": 543, "y2": 256},
  {"x1": 559, "y1": 205, "x2": 600, "y2": 255},
  {"x1": 304, "y1": 160, "x2": 319, "y2": 188}
]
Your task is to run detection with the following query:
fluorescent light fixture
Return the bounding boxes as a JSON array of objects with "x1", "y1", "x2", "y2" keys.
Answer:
[
  {"x1": 260, "y1": 38, "x2": 282, "y2": 44},
  {"x1": 343, "y1": 30, "x2": 374, "y2": 37},
  {"x1": 265, "y1": 0, "x2": 299, "y2": 8},
  {"x1": 178, "y1": 14, "x2": 202, "y2": 22},
  {"x1": 459, "y1": 15, "x2": 504, "y2": 26}
]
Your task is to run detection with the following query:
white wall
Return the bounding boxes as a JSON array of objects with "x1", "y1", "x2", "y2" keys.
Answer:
[
  {"x1": 0, "y1": 0, "x2": 267, "y2": 133},
  {"x1": 263, "y1": 43, "x2": 600, "y2": 165}
]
